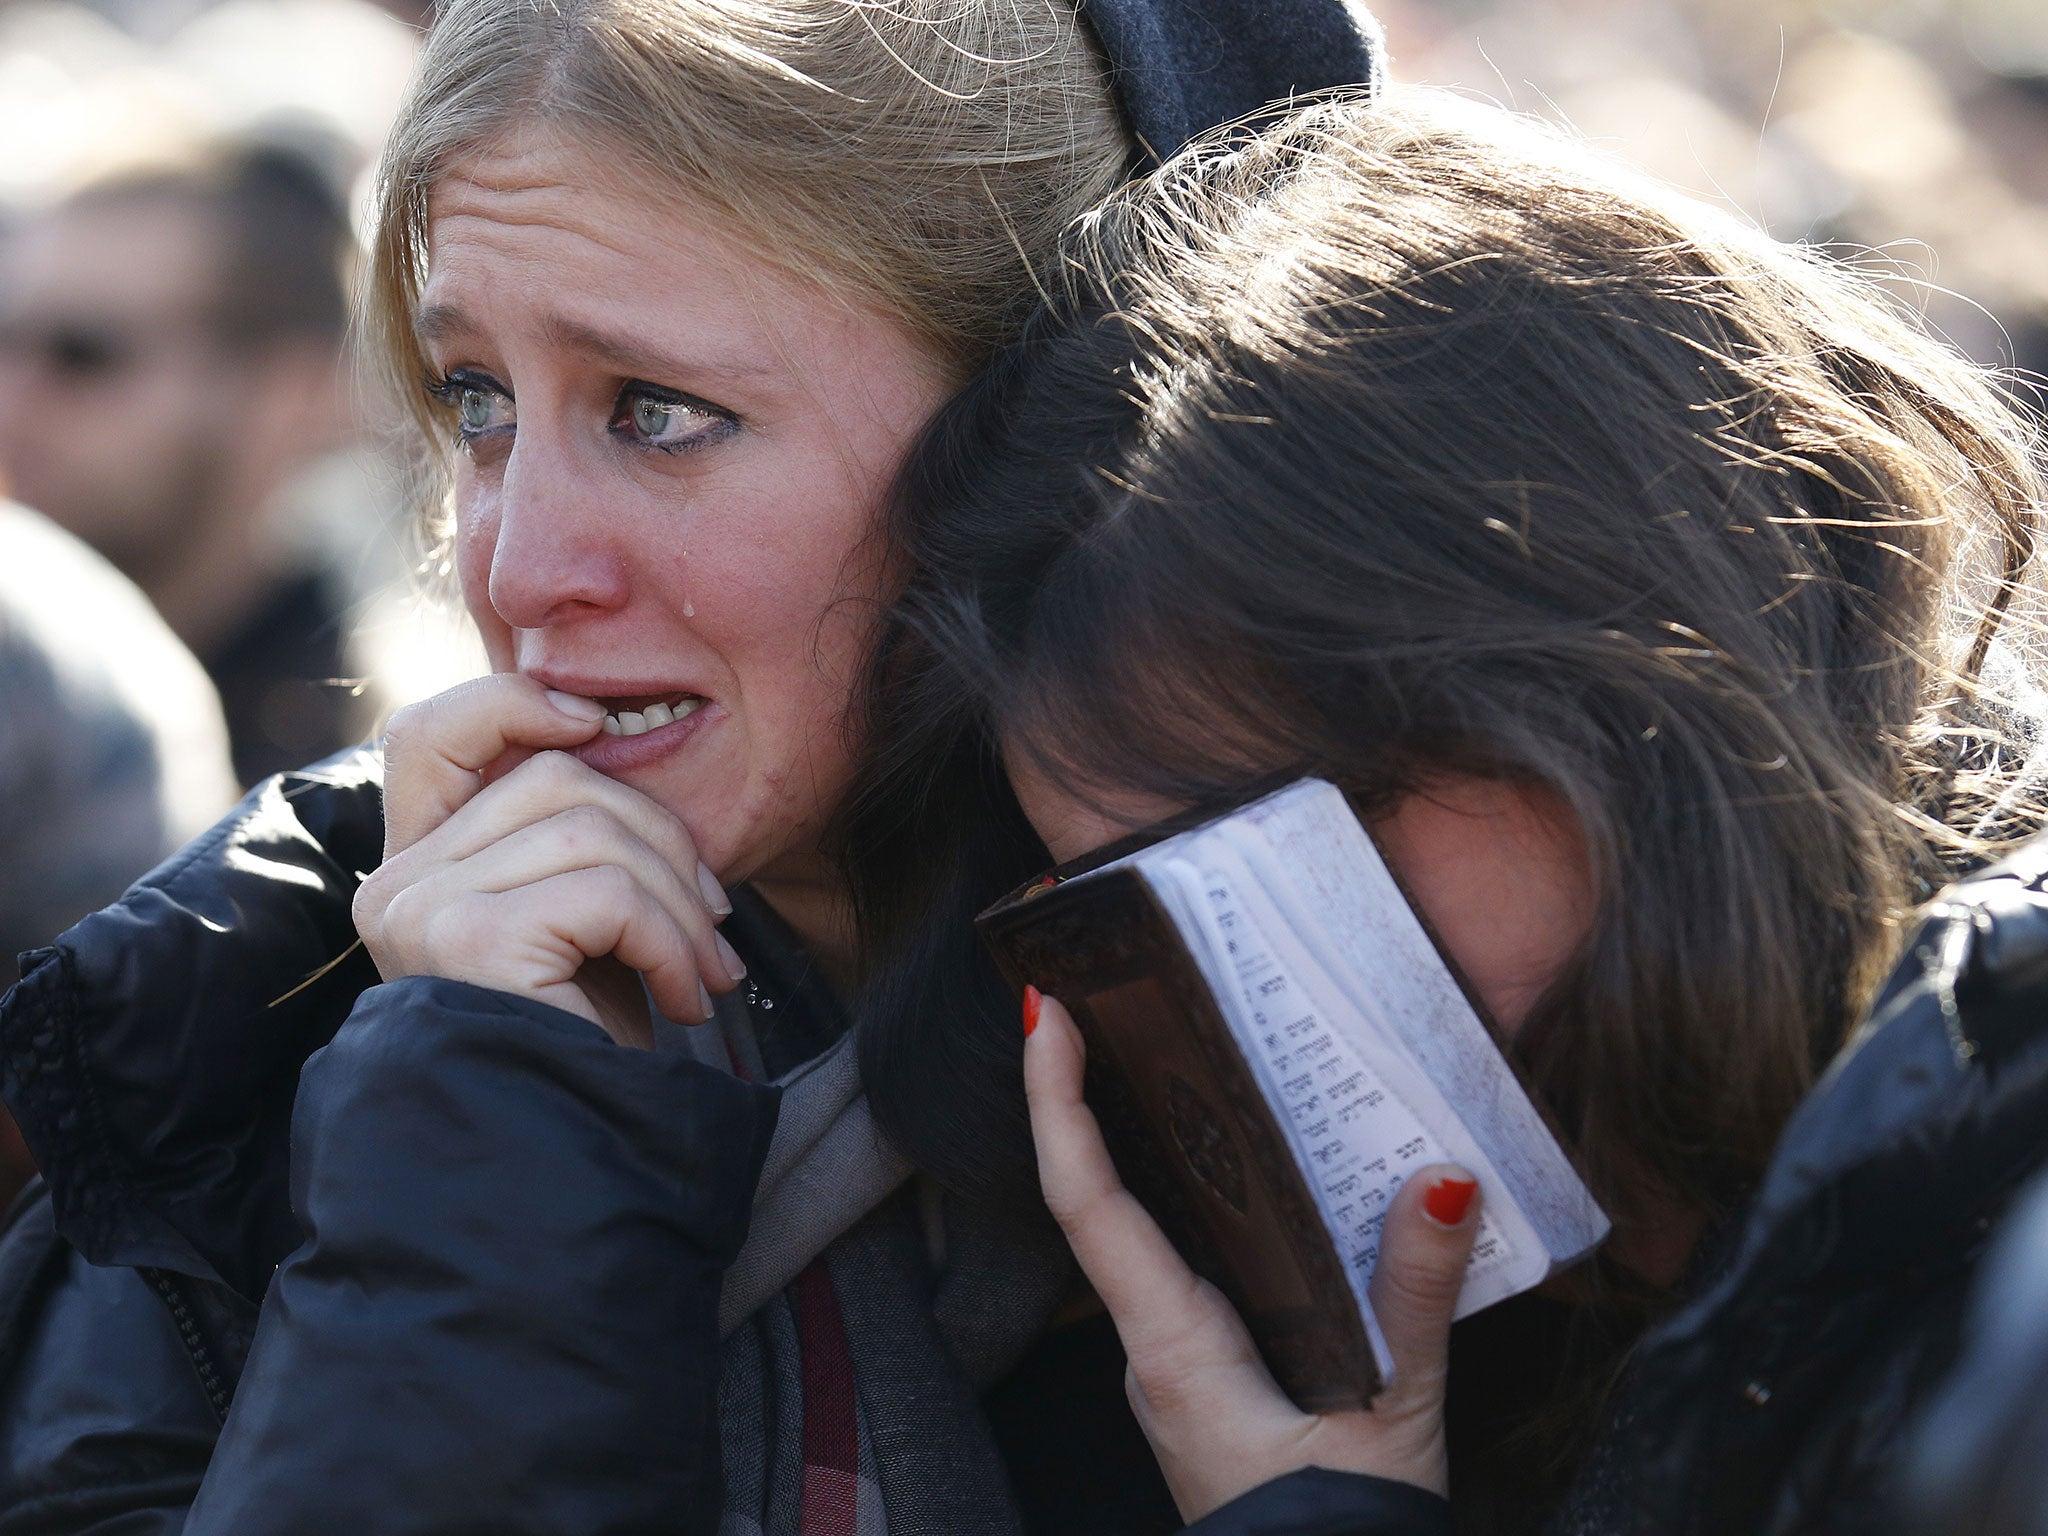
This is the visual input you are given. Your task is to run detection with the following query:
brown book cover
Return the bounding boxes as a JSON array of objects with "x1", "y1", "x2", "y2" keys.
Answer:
[{"x1": 979, "y1": 864, "x2": 1387, "y2": 1411}]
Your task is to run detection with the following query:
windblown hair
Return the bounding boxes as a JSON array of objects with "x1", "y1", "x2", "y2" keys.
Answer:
[
  {"x1": 843, "y1": 88, "x2": 2047, "y2": 1236},
  {"x1": 361, "y1": 0, "x2": 1131, "y2": 538}
]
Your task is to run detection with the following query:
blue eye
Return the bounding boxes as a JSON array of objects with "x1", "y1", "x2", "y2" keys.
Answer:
[
  {"x1": 458, "y1": 387, "x2": 510, "y2": 433},
  {"x1": 616, "y1": 385, "x2": 735, "y2": 453},
  {"x1": 427, "y1": 371, "x2": 513, "y2": 444}
]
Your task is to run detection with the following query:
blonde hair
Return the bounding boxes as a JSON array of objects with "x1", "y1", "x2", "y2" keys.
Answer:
[{"x1": 362, "y1": 0, "x2": 1131, "y2": 536}]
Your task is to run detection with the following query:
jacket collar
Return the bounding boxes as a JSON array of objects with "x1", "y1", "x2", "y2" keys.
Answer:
[{"x1": 1593, "y1": 836, "x2": 2048, "y2": 1532}]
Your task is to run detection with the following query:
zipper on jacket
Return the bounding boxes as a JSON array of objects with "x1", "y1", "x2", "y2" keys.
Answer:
[{"x1": 140, "y1": 1265, "x2": 234, "y2": 1424}]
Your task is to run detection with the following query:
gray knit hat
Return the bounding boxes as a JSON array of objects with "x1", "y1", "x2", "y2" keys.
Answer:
[{"x1": 1082, "y1": 0, "x2": 1387, "y2": 162}]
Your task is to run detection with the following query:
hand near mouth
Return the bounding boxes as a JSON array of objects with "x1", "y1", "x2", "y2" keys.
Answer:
[{"x1": 353, "y1": 674, "x2": 747, "y2": 1047}]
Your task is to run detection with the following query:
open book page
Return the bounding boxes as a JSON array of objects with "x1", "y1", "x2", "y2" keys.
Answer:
[
  {"x1": 1231, "y1": 782, "x2": 1609, "y2": 1267},
  {"x1": 1148, "y1": 845, "x2": 1549, "y2": 1326},
  {"x1": 1142, "y1": 856, "x2": 1389, "y2": 1378}
]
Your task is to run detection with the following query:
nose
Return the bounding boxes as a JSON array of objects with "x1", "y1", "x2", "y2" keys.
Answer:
[{"x1": 484, "y1": 432, "x2": 631, "y2": 630}]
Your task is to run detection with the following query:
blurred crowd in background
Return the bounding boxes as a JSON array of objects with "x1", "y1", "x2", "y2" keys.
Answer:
[
  {"x1": 1390, "y1": 0, "x2": 2048, "y2": 382},
  {"x1": 0, "y1": 0, "x2": 2044, "y2": 1200}
]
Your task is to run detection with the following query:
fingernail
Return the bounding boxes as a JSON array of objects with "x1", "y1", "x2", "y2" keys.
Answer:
[
  {"x1": 698, "y1": 981, "x2": 716, "y2": 1022},
  {"x1": 1023, "y1": 984, "x2": 1042, "y2": 1037},
  {"x1": 1423, "y1": 1174, "x2": 1479, "y2": 1227},
  {"x1": 697, "y1": 862, "x2": 732, "y2": 916},
  {"x1": 715, "y1": 931, "x2": 748, "y2": 983},
  {"x1": 545, "y1": 689, "x2": 607, "y2": 722}
]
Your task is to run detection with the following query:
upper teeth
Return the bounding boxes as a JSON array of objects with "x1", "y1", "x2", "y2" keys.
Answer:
[{"x1": 602, "y1": 696, "x2": 703, "y2": 736}]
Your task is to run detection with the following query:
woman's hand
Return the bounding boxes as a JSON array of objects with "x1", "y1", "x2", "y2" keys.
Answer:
[
  {"x1": 352, "y1": 675, "x2": 745, "y2": 1047},
  {"x1": 1022, "y1": 989, "x2": 1479, "y2": 1523}
]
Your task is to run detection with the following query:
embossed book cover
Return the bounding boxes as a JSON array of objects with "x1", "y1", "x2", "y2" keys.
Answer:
[{"x1": 977, "y1": 779, "x2": 1609, "y2": 1411}]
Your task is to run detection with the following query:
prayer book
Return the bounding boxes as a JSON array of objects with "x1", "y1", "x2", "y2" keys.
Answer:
[{"x1": 978, "y1": 779, "x2": 1610, "y2": 1410}]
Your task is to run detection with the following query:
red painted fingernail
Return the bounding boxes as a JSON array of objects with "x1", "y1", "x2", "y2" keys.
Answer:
[
  {"x1": 1423, "y1": 1175, "x2": 1478, "y2": 1226},
  {"x1": 1023, "y1": 984, "x2": 1042, "y2": 1037}
]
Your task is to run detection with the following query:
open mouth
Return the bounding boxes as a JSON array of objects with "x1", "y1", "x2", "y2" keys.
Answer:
[{"x1": 595, "y1": 692, "x2": 707, "y2": 737}]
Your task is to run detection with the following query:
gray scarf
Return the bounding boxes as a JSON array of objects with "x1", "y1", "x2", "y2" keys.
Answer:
[{"x1": 658, "y1": 986, "x2": 1073, "y2": 1536}]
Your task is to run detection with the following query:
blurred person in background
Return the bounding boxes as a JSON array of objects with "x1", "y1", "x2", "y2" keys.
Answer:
[
  {"x1": 0, "y1": 138, "x2": 369, "y2": 786},
  {"x1": 0, "y1": 501, "x2": 235, "y2": 1205}
]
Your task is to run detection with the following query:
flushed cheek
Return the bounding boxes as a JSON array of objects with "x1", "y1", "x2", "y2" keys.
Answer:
[
  {"x1": 1371, "y1": 779, "x2": 1592, "y2": 1036},
  {"x1": 695, "y1": 505, "x2": 885, "y2": 701},
  {"x1": 712, "y1": 589, "x2": 876, "y2": 778},
  {"x1": 690, "y1": 598, "x2": 880, "y2": 870}
]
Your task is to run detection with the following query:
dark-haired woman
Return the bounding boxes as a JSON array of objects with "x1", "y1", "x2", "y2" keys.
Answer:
[
  {"x1": 0, "y1": 3, "x2": 1391, "y2": 1532},
  {"x1": 845, "y1": 89, "x2": 2048, "y2": 1534}
]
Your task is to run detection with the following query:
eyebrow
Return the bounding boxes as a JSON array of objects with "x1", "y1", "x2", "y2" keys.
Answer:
[{"x1": 414, "y1": 303, "x2": 776, "y2": 388}]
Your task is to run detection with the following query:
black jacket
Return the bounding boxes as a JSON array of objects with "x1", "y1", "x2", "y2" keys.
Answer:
[
  {"x1": 0, "y1": 750, "x2": 782, "y2": 1532},
  {"x1": 0, "y1": 753, "x2": 1438, "y2": 1534},
  {"x1": 1551, "y1": 830, "x2": 2048, "y2": 1536},
  {"x1": 3, "y1": 753, "x2": 2044, "y2": 1534}
]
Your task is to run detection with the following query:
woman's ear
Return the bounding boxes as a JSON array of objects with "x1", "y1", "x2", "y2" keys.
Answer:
[{"x1": 1370, "y1": 776, "x2": 1593, "y2": 1038}]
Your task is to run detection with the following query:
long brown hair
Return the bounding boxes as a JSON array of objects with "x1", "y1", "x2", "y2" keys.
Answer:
[{"x1": 845, "y1": 86, "x2": 2046, "y2": 1240}]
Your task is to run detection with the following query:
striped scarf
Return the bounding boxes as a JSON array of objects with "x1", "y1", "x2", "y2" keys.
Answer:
[{"x1": 664, "y1": 911, "x2": 1072, "y2": 1536}]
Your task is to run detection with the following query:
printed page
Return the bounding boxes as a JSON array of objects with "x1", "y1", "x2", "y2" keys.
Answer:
[
  {"x1": 1151, "y1": 849, "x2": 1545, "y2": 1325},
  {"x1": 1144, "y1": 856, "x2": 1390, "y2": 1379},
  {"x1": 1225, "y1": 782, "x2": 1608, "y2": 1267}
]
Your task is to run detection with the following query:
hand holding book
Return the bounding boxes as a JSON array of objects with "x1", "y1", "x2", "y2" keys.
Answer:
[
  {"x1": 981, "y1": 780, "x2": 1609, "y2": 1411},
  {"x1": 1024, "y1": 988, "x2": 1479, "y2": 1523}
]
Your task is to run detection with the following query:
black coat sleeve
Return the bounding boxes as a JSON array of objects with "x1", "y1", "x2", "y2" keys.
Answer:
[
  {"x1": 1183, "y1": 1469, "x2": 1454, "y2": 1536},
  {"x1": 173, "y1": 977, "x2": 779, "y2": 1535},
  {"x1": 0, "y1": 1186, "x2": 217, "y2": 1535}
]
